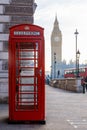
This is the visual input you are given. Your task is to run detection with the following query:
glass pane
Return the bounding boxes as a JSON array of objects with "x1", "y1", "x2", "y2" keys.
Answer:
[
  {"x1": 19, "y1": 60, "x2": 38, "y2": 67},
  {"x1": 20, "y1": 77, "x2": 34, "y2": 84},
  {"x1": 20, "y1": 85, "x2": 34, "y2": 92},
  {"x1": 16, "y1": 42, "x2": 35, "y2": 50},
  {"x1": 21, "y1": 60, "x2": 34, "y2": 67},
  {"x1": 21, "y1": 68, "x2": 34, "y2": 76},
  {"x1": 20, "y1": 52, "x2": 34, "y2": 58}
]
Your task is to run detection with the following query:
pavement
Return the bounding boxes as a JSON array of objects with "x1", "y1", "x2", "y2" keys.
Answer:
[{"x1": 1, "y1": 85, "x2": 87, "y2": 130}]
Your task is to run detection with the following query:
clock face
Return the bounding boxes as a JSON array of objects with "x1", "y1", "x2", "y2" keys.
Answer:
[{"x1": 54, "y1": 36, "x2": 60, "y2": 42}]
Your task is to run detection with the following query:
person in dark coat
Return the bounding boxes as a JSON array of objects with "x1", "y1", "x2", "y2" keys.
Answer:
[
  {"x1": 85, "y1": 76, "x2": 87, "y2": 91},
  {"x1": 81, "y1": 77, "x2": 86, "y2": 93}
]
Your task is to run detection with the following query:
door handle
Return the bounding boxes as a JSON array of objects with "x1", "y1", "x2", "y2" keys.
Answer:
[
  {"x1": 39, "y1": 69, "x2": 42, "y2": 76},
  {"x1": 35, "y1": 68, "x2": 42, "y2": 76}
]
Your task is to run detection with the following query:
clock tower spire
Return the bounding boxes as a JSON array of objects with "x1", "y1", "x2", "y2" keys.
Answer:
[{"x1": 51, "y1": 15, "x2": 62, "y2": 79}]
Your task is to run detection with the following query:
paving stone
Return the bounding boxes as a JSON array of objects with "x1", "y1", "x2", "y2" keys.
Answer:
[{"x1": 0, "y1": 85, "x2": 87, "y2": 130}]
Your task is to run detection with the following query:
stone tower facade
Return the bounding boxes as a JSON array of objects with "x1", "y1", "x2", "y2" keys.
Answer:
[
  {"x1": 0, "y1": 0, "x2": 37, "y2": 101},
  {"x1": 51, "y1": 16, "x2": 62, "y2": 79}
]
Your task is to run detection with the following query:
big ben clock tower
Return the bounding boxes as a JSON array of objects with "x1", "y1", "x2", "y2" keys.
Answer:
[{"x1": 51, "y1": 15, "x2": 62, "y2": 79}]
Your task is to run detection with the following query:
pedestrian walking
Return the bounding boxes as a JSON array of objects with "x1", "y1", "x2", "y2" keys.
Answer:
[
  {"x1": 81, "y1": 77, "x2": 85, "y2": 93},
  {"x1": 84, "y1": 76, "x2": 87, "y2": 91}
]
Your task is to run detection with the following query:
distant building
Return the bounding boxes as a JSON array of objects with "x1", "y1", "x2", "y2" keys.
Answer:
[
  {"x1": 51, "y1": 15, "x2": 62, "y2": 79},
  {"x1": 0, "y1": 0, "x2": 37, "y2": 101}
]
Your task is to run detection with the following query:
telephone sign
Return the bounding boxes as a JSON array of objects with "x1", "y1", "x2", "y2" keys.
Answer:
[{"x1": 14, "y1": 31, "x2": 40, "y2": 36}]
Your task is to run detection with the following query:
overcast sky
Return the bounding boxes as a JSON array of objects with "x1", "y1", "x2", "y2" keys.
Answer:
[{"x1": 34, "y1": 0, "x2": 87, "y2": 71}]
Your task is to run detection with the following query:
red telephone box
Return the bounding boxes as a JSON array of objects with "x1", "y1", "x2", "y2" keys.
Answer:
[{"x1": 8, "y1": 24, "x2": 45, "y2": 123}]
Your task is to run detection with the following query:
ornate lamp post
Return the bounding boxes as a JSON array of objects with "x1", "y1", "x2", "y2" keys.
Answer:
[
  {"x1": 76, "y1": 50, "x2": 80, "y2": 77},
  {"x1": 50, "y1": 66, "x2": 52, "y2": 79},
  {"x1": 74, "y1": 29, "x2": 79, "y2": 77},
  {"x1": 54, "y1": 52, "x2": 56, "y2": 78}
]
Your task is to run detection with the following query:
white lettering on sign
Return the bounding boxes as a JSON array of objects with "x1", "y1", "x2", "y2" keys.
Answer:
[{"x1": 14, "y1": 31, "x2": 40, "y2": 36}]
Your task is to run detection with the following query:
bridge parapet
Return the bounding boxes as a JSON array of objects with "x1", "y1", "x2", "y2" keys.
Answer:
[{"x1": 49, "y1": 78, "x2": 83, "y2": 93}]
